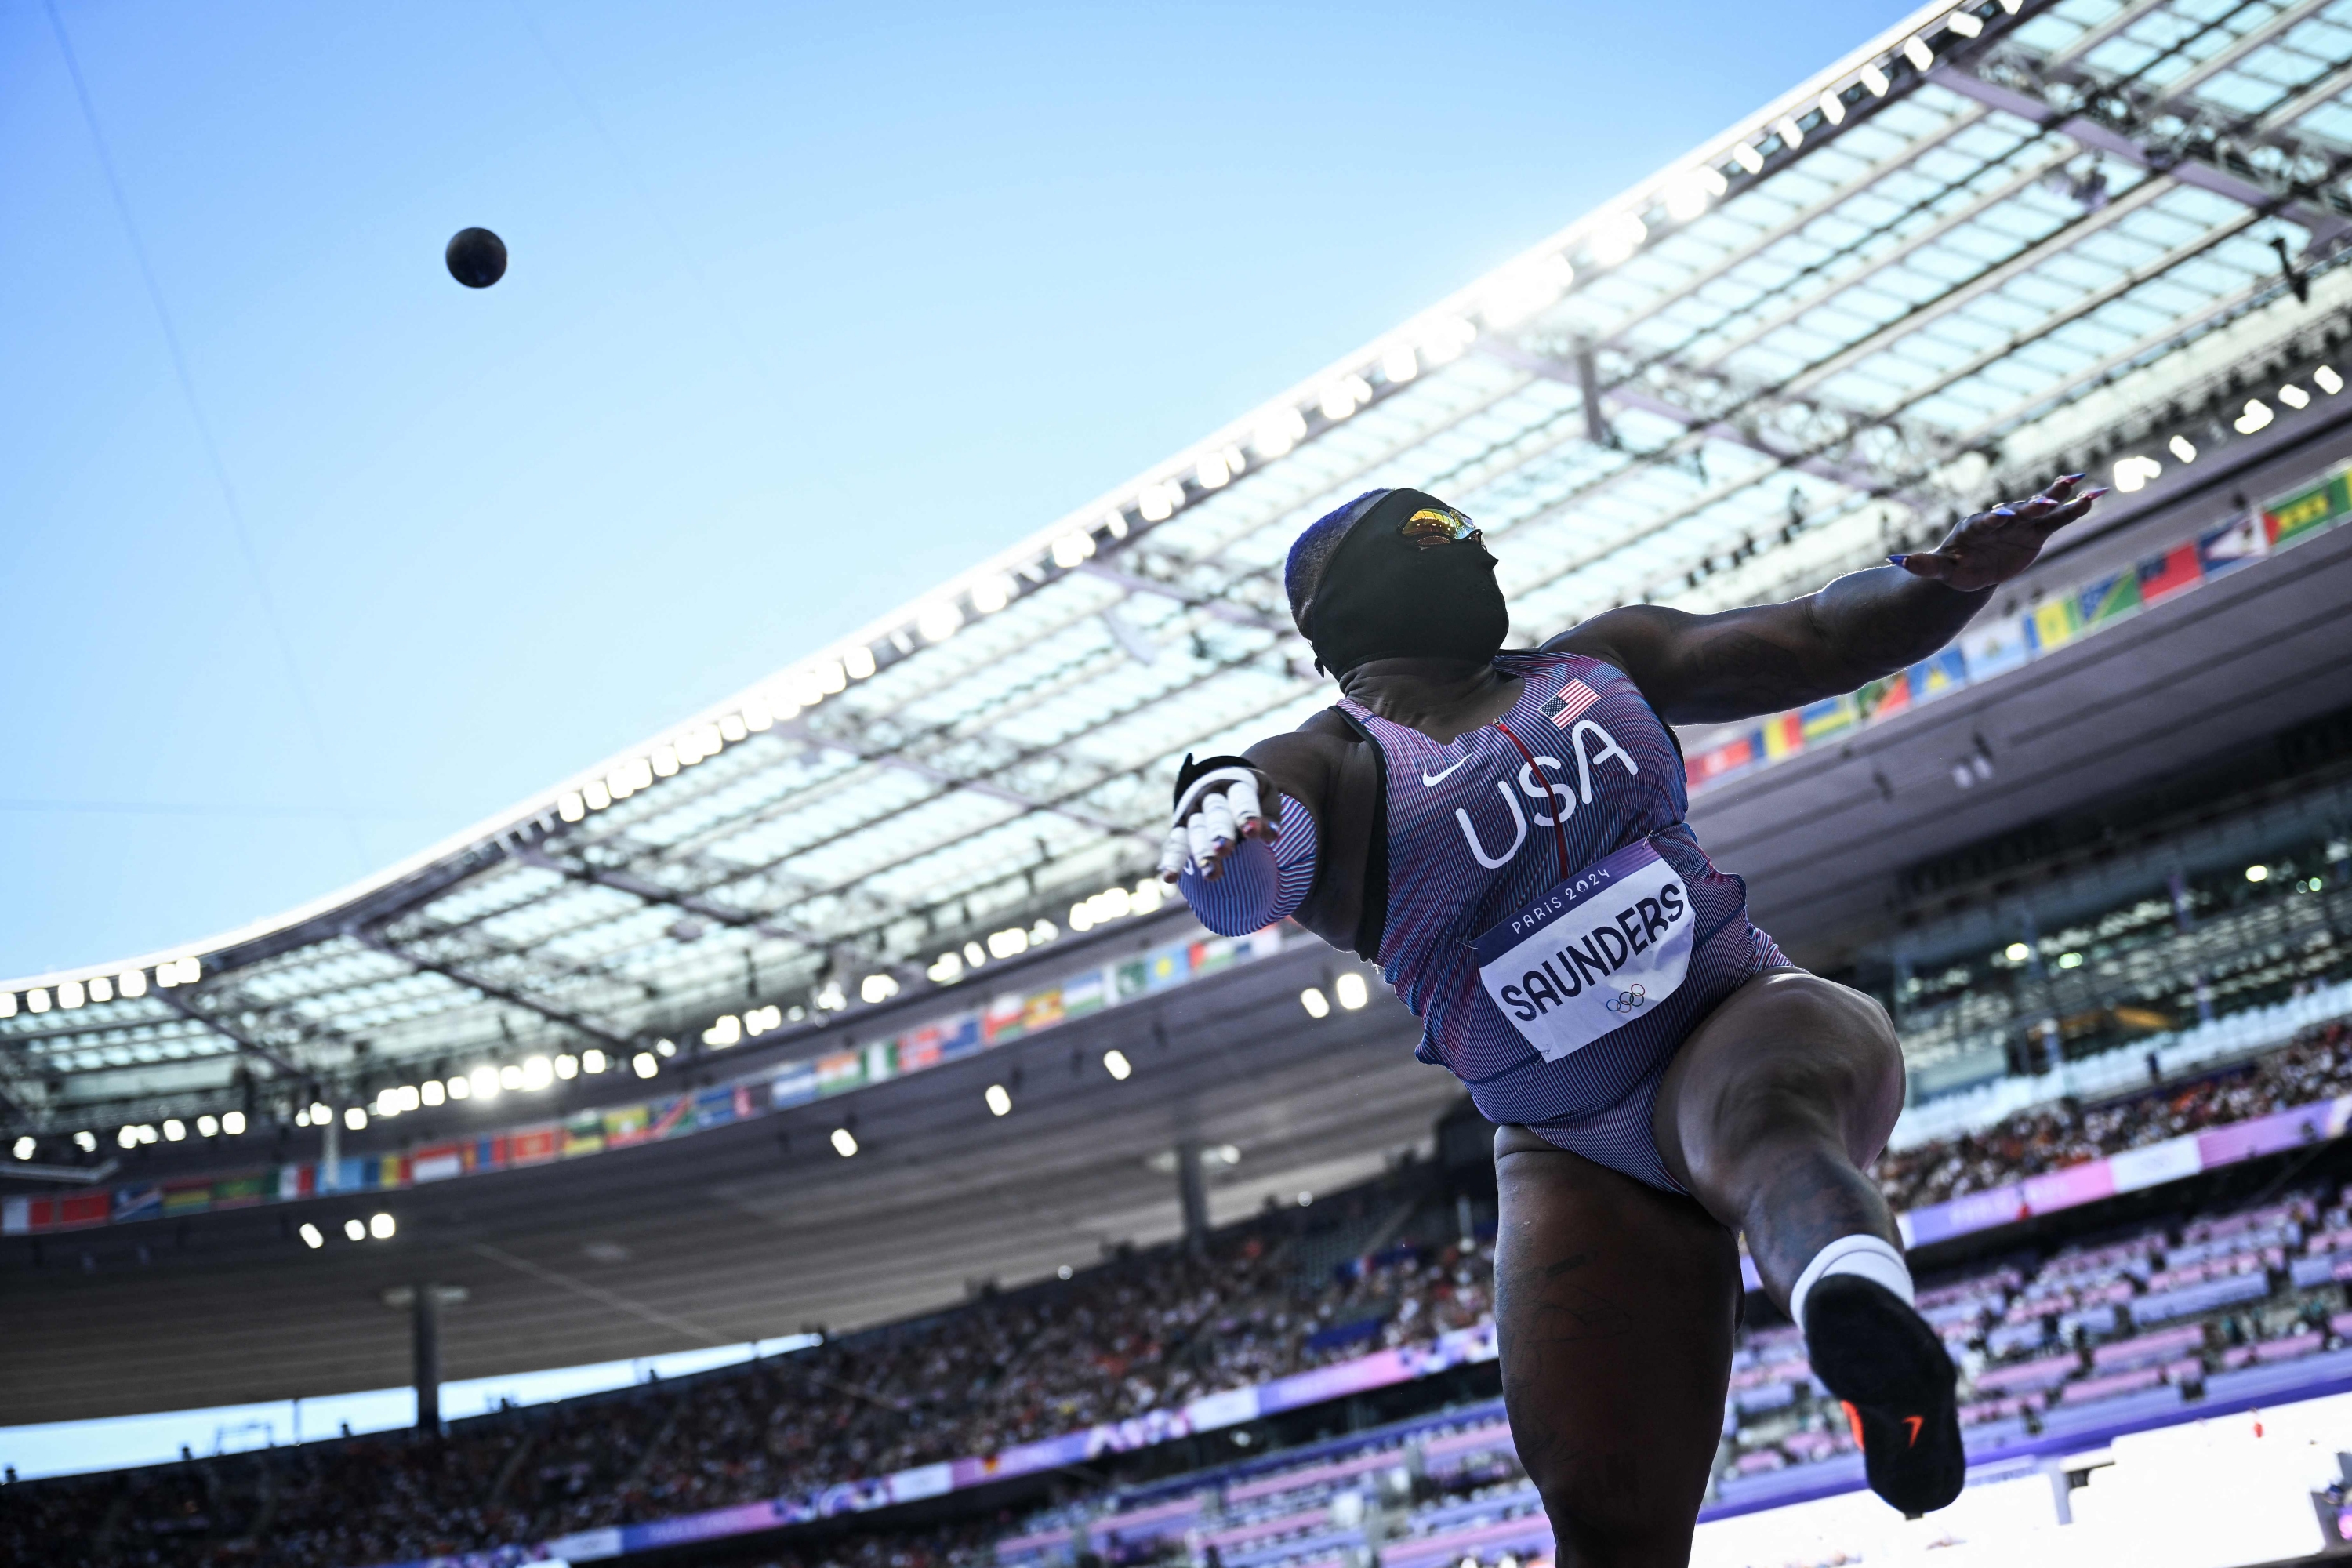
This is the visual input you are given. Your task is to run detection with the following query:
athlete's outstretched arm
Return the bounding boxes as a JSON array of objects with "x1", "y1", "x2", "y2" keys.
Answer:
[
  {"x1": 1548, "y1": 474, "x2": 2104, "y2": 724},
  {"x1": 1157, "y1": 725, "x2": 1350, "y2": 935}
]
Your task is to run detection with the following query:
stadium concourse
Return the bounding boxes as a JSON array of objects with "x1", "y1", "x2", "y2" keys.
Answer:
[{"x1": 12, "y1": 0, "x2": 2352, "y2": 1562}]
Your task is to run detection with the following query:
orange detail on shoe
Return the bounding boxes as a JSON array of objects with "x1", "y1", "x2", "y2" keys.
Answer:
[
  {"x1": 1902, "y1": 1415, "x2": 1923, "y2": 1447},
  {"x1": 1842, "y1": 1400, "x2": 1866, "y2": 1448}
]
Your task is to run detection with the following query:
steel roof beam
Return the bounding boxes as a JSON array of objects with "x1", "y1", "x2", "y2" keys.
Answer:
[
  {"x1": 352, "y1": 931, "x2": 637, "y2": 1051},
  {"x1": 1928, "y1": 58, "x2": 2352, "y2": 246},
  {"x1": 152, "y1": 989, "x2": 306, "y2": 1079}
]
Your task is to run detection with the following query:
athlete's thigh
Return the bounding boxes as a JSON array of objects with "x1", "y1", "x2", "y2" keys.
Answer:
[
  {"x1": 1651, "y1": 967, "x2": 1905, "y2": 1193},
  {"x1": 1491, "y1": 1126, "x2": 1739, "y2": 1556}
]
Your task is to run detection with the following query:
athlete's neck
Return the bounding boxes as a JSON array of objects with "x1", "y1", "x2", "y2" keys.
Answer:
[{"x1": 1340, "y1": 658, "x2": 1524, "y2": 744}]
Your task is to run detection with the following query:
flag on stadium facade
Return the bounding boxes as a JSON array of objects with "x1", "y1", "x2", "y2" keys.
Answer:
[
  {"x1": 562, "y1": 1113, "x2": 605, "y2": 1156},
  {"x1": 2198, "y1": 513, "x2": 2269, "y2": 575},
  {"x1": 1686, "y1": 731, "x2": 1761, "y2": 786},
  {"x1": 2266, "y1": 470, "x2": 2349, "y2": 547},
  {"x1": 771, "y1": 1062, "x2": 818, "y2": 1108},
  {"x1": 412, "y1": 1143, "x2": 466, "y2": 1182},
  {"x1": 2077, "y1": 569, "x2": 2141, "y2": 628},
  {"x1": 1759, "y1": 711, "x2": 1804, "y2": 759},
  {"x1": 982, "y1": 993, "x2": 1025, "y2": 1044},
  {"x1": 2136, "y1": 543, "x2": 2201, "y2": 604},
  {"x1": 2027, "y1": 595, "x2": 2080, "y2": 652},
  {"x1": 818, "y1": 1047, "x2": 868, "y2": 1090},
  {"x1": 1960, "y1": 616, "x2": 2030, "y2": 680}
]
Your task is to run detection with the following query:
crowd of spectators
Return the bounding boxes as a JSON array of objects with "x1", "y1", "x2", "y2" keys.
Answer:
[
  {"x1": 13, "y1": 1013, "x2": 2352, "y2": 1568},
  {"x1": 1873, "y1": 1018, "x2": 2352, "y2": 1212},
  {"x1": 0, "y1": 1181, "x2": 1491, "y2": 1568}
]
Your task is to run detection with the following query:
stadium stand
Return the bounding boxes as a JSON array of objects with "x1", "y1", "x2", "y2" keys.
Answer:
[{"x1": 14, "y1": 1002, "x2": 2352, "y2": 1567}]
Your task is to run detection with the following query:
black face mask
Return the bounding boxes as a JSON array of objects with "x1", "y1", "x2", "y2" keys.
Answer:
[{"x1": 1301, "y1": 488, "x2": 1508, "y2": 677}]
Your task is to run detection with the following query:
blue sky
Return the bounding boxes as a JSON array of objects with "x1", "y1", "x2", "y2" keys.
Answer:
[{"x1": 1, "y1": 0, "x2": 1915, "y2": 975}]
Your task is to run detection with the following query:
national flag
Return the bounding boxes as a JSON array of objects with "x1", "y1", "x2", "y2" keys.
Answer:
[
  {"x1": 2136, "y1": 543, "x2": 2201, "y2": 604},
  {"x1": 210, "y1": 1172, "x2": 269, "y2": 1209},
  {"x1": 163, "y1": 1180, "x2": 214, "y2": 1216},
  {"x1": 982, "y1": 993, "x2": 1025, "y2": 1044},
  {"x1": 648, "y1": 1095, "x2": 695, "y2": 1139},
  {"x1": 561, "y1": 1114, "x2": 605, "y2": 1157},
  {"x1": 114, "y1": 1185, "x2": 162, "y2": 1222},
  {"x1": 0, "y1": 1197, "x2": 25, "y2": 1236},
  {"x1": 1908, "y1": 647, "x2": 1967, "y2": 703},
  {"x1": 1960, "y1": 617, "x2": 2031, "y2": 680},
  {"x1": 2077, "y1": 570, "x2": 2140, "y2": 628},
  {"x1": 936, "y1": 1011, "x2": 982, "y2": 1061},
  {"x1": 1760, "y1": 711, "x2": 1804, "y2": 760},
  {"x1": 509, "y1": 1127, "x2": 559, "y2": 1165},
  {"x1": 897, "y1": 1026, "x2": 944, "y2": 1073},
  {"x1": 1144, "y1": 943, "x2": 1189, "y2": 989},
  {"x1": 1191, "y1": 937, "x2": 1236, "y2": 975},
  {"x1": 862, "y1": 1039, "x2": 897, "y2": 1084},
  {"x1": 2198, "y1": 513, "x2": 2269, "y2": 575},
  {"x1": 1857, "y1": 676, "x2": 1910, "y2": 723},
  {"x1": 412, "y1": 1143, "x2": 465, "y2": 1182},
  {"x1": 2027, "y1": 596, "x2": 2080, "y2": 652},
  {"x1": 771, "y1": 1062, "x2": 818, "y2": 1108},
  {"x1": 817, "y1": 1048, "x2": 868, "y2": 1091},
  {"x1": 1798, "y1": 695, "x2": 1856, "y2": 741},
  {"x1": 1540, "y1": 679, "x2": 1602, "y2": 729},
  {"x1": 277, "y1": 1163, "x2": 315, "y2": 1200},
  {"x1": 1062, "y1": 970, "x2": 1108, "y2": 1018},
  {"x1": 1019, "y1": 988, "x2": 1065, "y2": 1032},
  {"x1": 1114, "y1": 959, "x2": 1149, "y2": 1000},
  {"x1": 2265, "y1": 471, "x2": 2349, "y2": 548},
  {"x1": 692, "y1": 1086, "x2": 742, "y2": 1129},
  {"x1": 469, "y1": 1136, "x2": 508, "y2": 1172},
  {"x1": 1686, "y1": 732, "x2": 1760, "y2": 787},
  {"x1": 57, "y1": 1192, "x2": 109, "y2": 1228}
]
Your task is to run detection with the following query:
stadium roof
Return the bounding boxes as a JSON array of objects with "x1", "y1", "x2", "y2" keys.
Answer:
[{"x1": 7, "y1": 0, "x2": 2351, "y2": 1138}]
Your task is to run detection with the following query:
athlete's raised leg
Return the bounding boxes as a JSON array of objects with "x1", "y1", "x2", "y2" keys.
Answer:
[
  {"x1": 1493, "y1": 1127, "x2": 1739, "y2": 1567},
  {"x1": 1650, "y1": 968, "x2": 1962, "y2": 1515}
]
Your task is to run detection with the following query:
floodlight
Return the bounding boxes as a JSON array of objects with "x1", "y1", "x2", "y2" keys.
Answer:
[
  {"x1": 369, "y1": 1213, "x2": 395, "y2": 1240},
  {"x1": 1335, "y1": 972, "x2": 1370, "y2": 1010},
  {"x1": 1300, "y1": 988, "x2": 1330, "y2": 1019},
  {"x1": 299, "y1": 1223, "x2": 324, "y2": 1249},
  {"x1": 830, "y1": 1127, "x2": 858, "y2": 1156},
  {"x1": 1103, "y1": 1049, "x2": 1132, "y2": 1081}
]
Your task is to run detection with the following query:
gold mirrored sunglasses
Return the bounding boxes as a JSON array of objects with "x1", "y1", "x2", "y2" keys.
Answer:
[{"x1": 1401, "y1": 506, "x2": 1479, "y2": 546}]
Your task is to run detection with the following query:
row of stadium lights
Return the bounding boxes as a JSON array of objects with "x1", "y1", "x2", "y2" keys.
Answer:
[
  {"x1": 1300, "y1": 971, "x2": 1373, "y2": 1018},
  {"x1": 1991, "y1": 866, "x2": 2325, "y2": 971},
  {"x1": 2105, "y1": 367, "x2": 2344, "y2": 495},
  {"x1": 297, "y1": 1213, "x2": 394, "y2": 1249},
  {"x1": 822, "y1": 1047, "x2": 1138, "y2": 1161},
  {"x1": 0, "y1": 955, "x2": 202, "y2": 1019}
]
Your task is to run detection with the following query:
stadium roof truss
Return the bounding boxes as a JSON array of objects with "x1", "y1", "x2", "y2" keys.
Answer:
[{"x1": 8, "y1": 0, "x2": 2352, "y2": 1135}]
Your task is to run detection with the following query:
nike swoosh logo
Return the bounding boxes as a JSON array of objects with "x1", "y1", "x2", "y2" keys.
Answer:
[
  {"x1": 1420, "y1": 757, "x2": 1471, "y2": 786},
  {"x1": 1902, "y1": 1415, "x2": 1923, "y2": 1447}
]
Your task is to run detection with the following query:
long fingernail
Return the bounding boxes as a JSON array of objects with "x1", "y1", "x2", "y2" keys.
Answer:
[
  {"x1": 1991, "y1": 506, "x2": 2016, "y2": 517},
  {"x1": 1887, "y1": 554, "x2": 1909, "y2": 566},
  {"x1": 2083, "y1": 486, "x2": 2110, "y2": 500},
  {"x1": 2060, "y1": 473, "x2": 2085, "y2": 484}
]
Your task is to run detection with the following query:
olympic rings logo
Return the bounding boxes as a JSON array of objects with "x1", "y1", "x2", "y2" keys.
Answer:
[{"x1": 1604, "y1": 985, "x2": 1648, "y2": 1014}]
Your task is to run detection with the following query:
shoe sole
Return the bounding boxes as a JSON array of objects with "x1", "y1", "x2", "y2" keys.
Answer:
[{"x1": 1803, "y1": 1274, "x2": 1965, "y2": 1515}]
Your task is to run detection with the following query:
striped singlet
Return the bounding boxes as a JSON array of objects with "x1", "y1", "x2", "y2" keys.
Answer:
[{"x1": 1336, "y1": 650, "x2": 1786, "y2": 1191}]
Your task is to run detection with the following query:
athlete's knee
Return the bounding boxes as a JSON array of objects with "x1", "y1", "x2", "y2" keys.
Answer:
[{"x1": 1525, "y1": 1449, "x2": 1693, "y2": 1567}]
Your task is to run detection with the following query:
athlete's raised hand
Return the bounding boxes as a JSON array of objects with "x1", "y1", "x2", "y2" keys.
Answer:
[
  {"x1": 1158, "y1": 754, "x2": 1279, "y2": 883},
  {"x1": 1889, "y1": 473, "x2": 2108, "y2": 592}
]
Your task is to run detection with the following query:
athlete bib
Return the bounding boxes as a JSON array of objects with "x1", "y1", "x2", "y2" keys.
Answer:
[{"x1": 1469, "y1": 837, "x2": 1694, "y2": 1062}]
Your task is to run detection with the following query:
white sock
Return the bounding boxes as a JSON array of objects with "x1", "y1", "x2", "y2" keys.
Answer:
[{"x1": 1789, "y1": 1233, "x2": 1914, "y2": 1332}]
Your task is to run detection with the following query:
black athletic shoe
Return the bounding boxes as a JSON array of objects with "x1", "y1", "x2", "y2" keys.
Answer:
[{"x1": 1802, "y1": 1274, "x2": 1965, "y2": 1516}]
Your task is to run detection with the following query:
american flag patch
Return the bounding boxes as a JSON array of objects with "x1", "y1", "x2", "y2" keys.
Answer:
[{"x1": 1541, "y1": 679, "x2": 1601, "y2": 729}]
